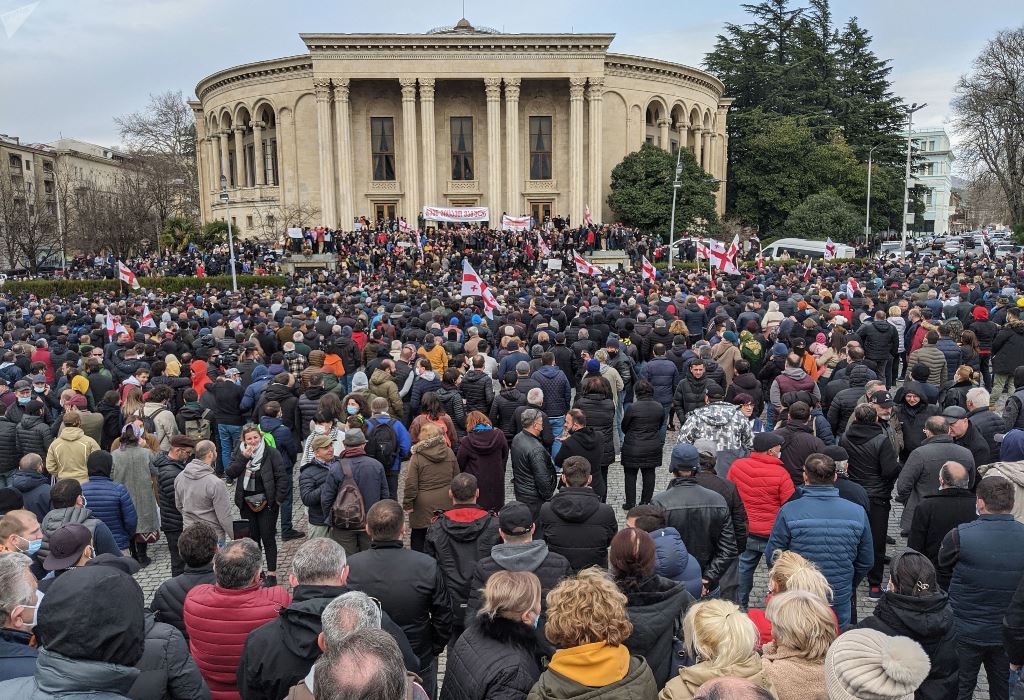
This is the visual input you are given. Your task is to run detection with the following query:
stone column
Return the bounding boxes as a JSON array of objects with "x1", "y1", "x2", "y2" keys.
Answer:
[
  {"x1": 504, "y1": 78, "x2": 521, "y2": 215},
  {"x1": 279, "y1": 108, "x2": 295, "y2": 207},
  {"x1": 569, "y1": 76, "x2": 586, "y2": 226},
  {"x1": 658, "y1": 118, "x2": 670, "y2": 151},
  {"x1": 484, "y1": 77, "x2": 503, "y2": 221},
  {"x1": 233, "y1": 125, "x2": 246, "y2": 187},
  {"x1": 399, "y1": 78, "x2": 420, "y2": 223},
  {"x1": 219, "y1": 131, "x2": 231, "y2": 187},
  {"x1": 691, "y1": 127, "x2": 703, "y2": 171},
  {"x1": 676, "y1": 123, "x2": 688, "y2": 153},
  {"x1": 587, "y1": 78, "x2": 604, "y2": 224},
  {"x1": 251, "y1": 120, "x2": 266, "y2": 186},
  {"x1": 313, "y1": 78, "x2": 337, "y2": 227},
  {"x1": 419, "y1": 78, "x2": 437, "y2": 210},
  {"x1": 333, "y1": 78, "x2": 354, "y2": 230},
  {"x1": 207, "y1": 135, "x2": 219, "y2": 191},
  {"x1": 703, "y1": 131, "x2": 713, "y2": 172}
]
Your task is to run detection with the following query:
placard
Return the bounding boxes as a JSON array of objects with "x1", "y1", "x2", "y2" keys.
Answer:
[{"x1": 422, "y1": 206, "x2": 489, "y2": 222}]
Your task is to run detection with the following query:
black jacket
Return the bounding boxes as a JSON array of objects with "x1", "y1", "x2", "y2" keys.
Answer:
[
  {"x1": 237, "y1": 584, "x2": 418, "y2": 700},
  {"x1": 968, "y1": 406, "x2": 1004, "y2": 463},
  {"x1": 7, "y1": 469, "x2": 50, "y2": 521},
  {"x1": 993, "y1": 319, "x2": 1024, "y2": 374},
  {"x1": 673, "y1": 374, "x2": 710, "y2": 420},
  {"x1": 131, "y1": 612, "x2": 210, "y2": 700},
  {"x1": 424, "y1": 506, "x2": 501, "y2": 626},
  {"x1": 459, "y1": 370, "x2": 494, "y2": 415},
  {"x1": 537, "y1": 487, "x2": 618, "y2": 572},
  {"x1": 857, "y1": 319, "x2": 899, "y2": 362},
  {"x1": 152, "y1": 451, "x2": 188, "y2": 533},
  {"x1": 436, "y1": 384, "x2": 468, "y2": 436},
  {"x1": 440, "y1": 614, "x2": 541, "y2": 700},
  {"x1": 553, "y1": 427, "x2": 606, "y2": 500},
  {"x1": 296, "y1": 387, "x2": 327, "y2": 441},
  {"x1": 510, "y1": 431, "x2": 556, "y2": 504},
  {"x1": 895, "y1": 385, "x2": 941, "y2": 462},
  {"x1": 347, "y1": 540, "x2": 454, "y2": 663},
  {"x1": 619, "y1": 575, "x2": 694, "y2": 689},
  {"x1": 620, "y1": 399, "x2": 666, "y2": 471},
  {"x1": 907, "y1": 488, "x2": 977, "y2": 566},
  {"x1": 253, "y1": 381, "x2": 299, "y2": 433},
  {"x1": 15, "y1": 414, "x2": 52, "y2": 459},
  {"x1": 651, "y1": 477, "x2": 737, "y2": 589},
  {"x1": 572, "y1": 391, "x2": 615, "y2": 469},
  {"x1": 227, "y1": 445, "x2": 290, "y2": 512},
  {"x1": 298, "y1": 458, "x2": 331, "y2": 526},
  {"x1": 1005, "y1": 572, "x2": 1024, "y2": 666},
  {"x1": 149, "y1": 565, "x2": 216, "y2": 639},
  {"x1": 840, "y1": 420, "x2": 901, "y2": 501},
  {"x1": 774, "y1": 419, "x2": 827, "y2": 486},
  {"x1": 858, "y1": 592, "x2": 958, "y2": 700},
  {"x1": 695, "y1": 471, "x2": 749, "y2": 555},
  {"x1": 489, "y1": 388, "x2": 527, "y2": 441},
  {"x1": 0, "y1": 413, "x2": 21, "y2": 473},
  {"x1": 206, "y1": 380, "x2": 245, "y2": 426}
]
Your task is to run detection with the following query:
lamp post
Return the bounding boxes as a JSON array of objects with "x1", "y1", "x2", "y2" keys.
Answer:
[
  {"x1": 667, "y1": 146, "x2": 683, "y2": 269},
  {"x1": 219, "y1": 175, "x2": 238, "y2": 292},
  {"x1": 865, "y1": 144, "x2": 878, "y2": 248},
  {"x1": 901, "y1": 103, "x2": 927, "y2": 255}
]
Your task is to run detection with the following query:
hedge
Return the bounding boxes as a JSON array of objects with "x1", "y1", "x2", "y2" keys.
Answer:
[
  {"x1": 0, "y1": 274, "x2": 289, "y2": 297},
  {"x1": 653, "y1": 258, "x2": 866, "y2": 271}
]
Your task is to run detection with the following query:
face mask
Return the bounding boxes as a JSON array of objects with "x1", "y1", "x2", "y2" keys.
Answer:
[
  {"x1": 17, "y1": 396, "x2": 30, "y2": 404},
  {"x1": 16, "y1": 535, "x2": 42, "y2": 556},
  {"x1": 346, "y1": 405, "x2": 358, "y2": 416},
  {"x1": 80, "y1": 496, "x2": 88, "y2": 509},
  {"x1": 18, "y1": 589, "x2": 42, "y2": 630},
  {"x1": 531, "y1": 612, "x2": 540, "y2": 630},
  {"x1": 33, "y1": 386, "x2": 45, "y2": 393},
  {"x1": 314, "y1": 425, "x2": 328, "y2": 435}
]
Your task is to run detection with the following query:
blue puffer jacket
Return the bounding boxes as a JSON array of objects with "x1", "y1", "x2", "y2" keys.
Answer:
[
  {"x1": 649, "y1": 526, "x2": 702, "y2": 600},
  {"x1": 81, "y1": 475, "x2": 137, "y2": 550},
  {"x1": 945, "y1": 514, "x2": 1024, "y2": 645},
  {"x1": 935, "y1": 337, "x2": 963, "y2": 378},
  {"x1": 639, "y1": 358, "x2": 678, "y2": 407},
  {"x1": 239, "y1": 365, "x2": 271, "y2": 415},
  {"x1": 531, "y1": 365, "x2": 572, "y2": 417},
  {"x1": 765, "y1": 485, "x2": 873, "y2": 608},
  {"x1": 7, "y1": 469, "x2": 51, "y2": 522}
]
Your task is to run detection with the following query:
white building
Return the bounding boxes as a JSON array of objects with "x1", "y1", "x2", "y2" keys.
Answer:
[{"x1": 907, "y1": 128, "x2": 955, "y2": 235}]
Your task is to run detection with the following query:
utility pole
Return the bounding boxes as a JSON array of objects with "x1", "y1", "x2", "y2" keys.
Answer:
[
  {"x1": 865, "y1": 145, "x2": 878, "y2": 248},
  {"x1": 220, "y1": 175, "x2": 238, "y2": 292},
  {"x1": 901, "y1": 103, "x2": 927, "y2": 254},
  {"x1": 667, "y1": 146, "x2": 683, "y2": 269}
]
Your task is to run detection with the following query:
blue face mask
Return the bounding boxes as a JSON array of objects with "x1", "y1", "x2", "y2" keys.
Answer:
[
  {"x1": 531, "y1": 613, "x2": 540, "y2": 630},
  {"x1": 346, "y1": 405, "x2": 358, "y2": 416},
  {"x1": 17, "y1": 396, "x2": 30, "y2": 405},
  {"x1": 17, "y1": 535, "x2": 41, "y2": 556}
]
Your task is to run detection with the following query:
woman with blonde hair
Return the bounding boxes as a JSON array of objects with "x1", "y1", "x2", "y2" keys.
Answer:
[
  {"x1": 938, "y1": 364, "x2": 977, "y2": 410},
  {"x1": 668, "y1": 319, "x2": 690, "y2": 339},
  {"x1": 748, "y1": 550, "x2": 833, "y2": 646},
  {"x1": 441, "y1": 571, "x2": 543, "y2": 700},
  {"x1": 403, "y1": 421, "x2": 459, "y2": 552},
  {"x1": 120, "y1": 386, "x2": 145, "y2": 424},
  {"x1": 530, "y1": 568, "x2": 657, "y2": 700},
  {"x1": 660, "y1": 599, "x2": 773, "y2": 699},
  {"x1": 760, "y1": 591, "x2": 835, "y2": 699}
]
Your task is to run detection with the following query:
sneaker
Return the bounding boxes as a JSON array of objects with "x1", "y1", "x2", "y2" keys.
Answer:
[
  {"x1": 621, "y1": 503, "x2": 635, "y2": 512},
  {"x1": 225, "y1": 478, "x2": 234, "y2": 486},
  {"x1": 869, "y1": 586, "x2": 883, "y2": 599},
  {"x1": 263, "y1": 574, "x2": 278, "y2": 588},
  {"x1": 282, "y1": 530, "x2": 306, "y2": 541}
]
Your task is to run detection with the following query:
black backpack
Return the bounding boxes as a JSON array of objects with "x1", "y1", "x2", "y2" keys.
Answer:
[
  {"x1": 142, "y1": 407, "x2": 168, "y2": 436},
  {"x1": 365, "y1": 418, "x2": 399, "y2": 469}
]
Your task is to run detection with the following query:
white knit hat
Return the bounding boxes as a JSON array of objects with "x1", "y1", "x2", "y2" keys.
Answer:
[{"x1": 825, "y1": 629, "x2": 931, "y2": 700}]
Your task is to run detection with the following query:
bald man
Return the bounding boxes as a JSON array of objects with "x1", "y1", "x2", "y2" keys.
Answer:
[{"x1": 908, "y1": 461, "x2": 978, "y2": 567}]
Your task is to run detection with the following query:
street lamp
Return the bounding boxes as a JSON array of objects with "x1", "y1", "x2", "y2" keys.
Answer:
[
  {"x1": 219, "y1": 175, "x2": 238, "y2": 292},
  {"x1": 667, "y1": 147, "x2": 683, "y2": 269},
  {"x1": 865, "y1": 144, "x2": 879, "y2": 247},
  {"x1": 901, "y1": 103, "x2": 927, "y2": 254}
]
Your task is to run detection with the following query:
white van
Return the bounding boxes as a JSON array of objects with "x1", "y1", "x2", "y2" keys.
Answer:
[{"x1": 760, "y1": 238, "x2": 856, "y2": 260}]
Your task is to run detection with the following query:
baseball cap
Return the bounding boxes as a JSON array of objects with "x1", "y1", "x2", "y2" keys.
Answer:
[
  {"x1": 311, "y1": 434, "x2": 334, "y2": 451},
  {"x1": 669, "y1": 443, "x2": 699, "y2": 472},
  {"x1": 941, "y1": 406, "x2": 968, "y2": 420},
  {"x1": 693, "y1": 439, "x2": 717, "y2": 458},
  {"x1": 753, "y1": 433, "x2": 785, "y2": 452},
  {"x1": 30, "y1": 374, "x2": 46, "y2": 384},
  {"x1": 343, "y1": 428, "x2": 366, "y2": 446},
  {"x1": 498, "y1": 501, "x2": 534, "y2": 536},
  {"x1": 44, "y1": 523, "x2": 92, "y2": 571},
  {"x1": 869, "y1": 390, "x2": 894, "y2": 408}
]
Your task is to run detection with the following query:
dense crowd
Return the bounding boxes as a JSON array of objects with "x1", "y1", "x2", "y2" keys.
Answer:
[{"x1": 1, "y1": 236, "x2": 1024, "y2": 700}]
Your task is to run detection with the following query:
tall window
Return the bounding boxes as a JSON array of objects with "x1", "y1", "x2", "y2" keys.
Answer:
[
  {"x1": 371, "y1": 117, "x2": 396, "y2": 181},
  {"x1": 529, "y1": 116, "x2": 552, "y2": 180},
  {"x1": 450, "y1": 117, "x2": 474, "y2": 180}
]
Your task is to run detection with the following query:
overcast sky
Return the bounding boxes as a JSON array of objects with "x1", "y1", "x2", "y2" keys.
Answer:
[{"x1": 1, "y1": 0, "x2": 1017, "y2": 163}]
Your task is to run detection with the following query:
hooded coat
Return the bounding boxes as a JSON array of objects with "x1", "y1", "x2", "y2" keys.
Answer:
[
  {"x1": 404, "y1": 433, "x2": 460, "y2": 530},
  {"x1": 45, "y1": 426, "x2": 99, "y2": 483},
  {"x1": 8, "y1": 468, "x2": 50, "y2": 521},
  {"x1": 993, "y1": 318, "x2": 1024, "y2": 374},
  {"x1": 456, "y1": 428, "x2": 509, "y2": 512},
  {"x1": 130, "y1": 612, "x2": 211, "y2": 700},
  {"x1": 618, "y1": 575, "x2": 693, "y2": 689},
  {"x1": 620, "y1": 399, "x2": 666, "y2": 471},
  {"x1": 537, "y1": 487, "x2": 618, "y2": 572},
  {"x1": 840, "y1": 419, "x2": 901, "y2": 502},
  {"x1": 572, "y1": 390, "x2": 616, "y2": 470},
  {"x1": 424, "y1": 505, "x2": 501, "y2": 624},
  {"x1": 174, "y1": 459, "x2": 235, "y2": 541},
  {"x1": 678, "y1": 401, "x2": 753, "y2": 454},
  {"x1": 554, "y1": 425, "x2": 607, "y2": 500},
  {"x1": 528, "y1": 652, "x2": 657, "y2": 700}
]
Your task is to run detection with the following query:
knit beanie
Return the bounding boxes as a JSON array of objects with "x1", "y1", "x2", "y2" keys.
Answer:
[{"x1": 825, "y1": 629, "x2": 930, "y2": 700}]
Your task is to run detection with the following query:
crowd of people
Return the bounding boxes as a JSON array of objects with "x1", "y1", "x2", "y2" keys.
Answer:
[{"x1": 1, "y1": 229, "x2": 1024, "y2": 699}]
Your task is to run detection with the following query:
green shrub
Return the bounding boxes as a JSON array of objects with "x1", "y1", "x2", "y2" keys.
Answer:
[{"x1": 1, "y1": 274, "x2": 288, "y2": 297}]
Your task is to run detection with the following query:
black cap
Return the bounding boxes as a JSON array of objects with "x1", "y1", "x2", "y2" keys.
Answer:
[
  {"x1": 869, "y1": 390, "x2": 894, "y2": 408},
  {"x1": 823, "y1": 445, "x2": 849, "y2": 462},
  {"x1": 43, "y1": 523, "x2": 92, "y2": 571},
  {"x1": 753, "y1": 433, "x2": 784, "y2": 452},
  {"x1": 498, "y1": 501, "x2": 534, "y2": 536},
  {"x1": 941, "y1": 406, "x2": 968, "y2": 420}
]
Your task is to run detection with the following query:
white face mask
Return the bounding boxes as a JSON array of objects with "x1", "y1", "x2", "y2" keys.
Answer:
[{"x1": 18, "y1": 589, "x2": 43, "y2": 630}]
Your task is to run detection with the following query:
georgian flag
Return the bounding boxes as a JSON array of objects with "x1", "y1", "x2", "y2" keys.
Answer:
[
  {"x1": 641, "y1": 256, "x2": 656, "y2": 282},
  {"x1": 536, "y1": 233, "x2": 551, "y2": 258},
  {"x1": 461, "y1": 259, "x2": 499, "y2": 319},
  {"x1": 824, "y1": 238, "x2": 837, "y2": 260},
  {"x1": 697, "y1": 241, "x2": 710, "y2": 260},
  {"x1": 140, "y1": 304, "x2": 155, "y2": 328},
  {"x1": 723, "y1": 234, "x2": 741, "y2": 274},
  {"x1": 846, "y1": 277, "x2": 860, "y2": 297},
  {"x1": 708, "y1": 240, "x2": 731, "y2": 272},
  {"x1": 399, "y1": 218, "x2": 411, "y2": 233},
  {"x1": 757, "y1": 249, "x2": 764, "y2": 271},
  {"x1": 106, "y1": 312, "x2": 128, "y2": 340},
  {"x1": 803, "y1": 258, "x2": 814, "y2": 283},
  {"x1": 573, "y1": 251, "x2": 599, "y2": 276},
  {"x1": 117, "y1": 261, "x2": 139, "y2": 289},
  {"x1": 583, "y1": 204, "x2": 593, "y2": 226}
]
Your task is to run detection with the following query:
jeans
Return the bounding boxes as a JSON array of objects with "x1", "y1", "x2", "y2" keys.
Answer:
[
  {"x1": 867, "y1": 499, "x2": 890, "y2": 587},
  {"x1": 548, "y1": 415, "x2": 565, "y2": 459},
  {"x1": 339, "y1": 373, "x2": 352, "y2": 396},
  {"x1": 738, "y1": 535, "x2": 768, "y2": 608},
  {"x1": 832, "y1": 597, "x2": 852, "y2": 630},
  {"x1": 994, "y1": 372, "x2": 1016, "y2": 406},
  {"x1": 217, "y1": 424, "x2": 242, "y2": 473},
  {"x1": 1010, "y1": 666, "x2": 1022, "y2": 700},
  {"x1": 0, "y1": 472, "x2": 9, "y2": 488},
  {"x1": 957, "y1": 641, "x2": 1009, "y2": 700},
  {"x1": 248, "y1": 505, "x2": 279, "y2": 571}
]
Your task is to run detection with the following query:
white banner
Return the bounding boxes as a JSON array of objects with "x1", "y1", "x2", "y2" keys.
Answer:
[
  {"x1": 423, "y1": 206, "x2": 489, "y2": 222},
  {"x1": 287, "y1": 227, "x2": 303, "y2": 239},
  {"x1": 501, "y1": 215, "x2": 531, "y2": 231},
  {"x1": 546, "y1": 259, "x2": 562, "y2": 270}
]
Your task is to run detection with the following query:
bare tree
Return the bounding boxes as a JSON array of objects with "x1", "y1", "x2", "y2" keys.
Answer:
[
  {"x1": 0, "y1": 174, "x2": 60, "y2": 272},
  {"x1": 952, "y1": 26, "x2": 1024, "y2": 228},
  {"x1": 250, "y1": 201, "x2": 321, "y2": 246},
  {"x1": 73, "y1": 168, "x2": 158, "y2": 260},
  {"x1": 114, "y1": 90, "x2": 199, "y2": 225},
  {"x1": 964, "y1": 171, "x2": 1013, "y2": 229}
]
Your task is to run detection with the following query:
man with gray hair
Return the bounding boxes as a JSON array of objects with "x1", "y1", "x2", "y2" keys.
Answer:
[
  {"x1": 313, "y1": 630, "x2": 409, "y2": 700},
  {"x1": 237, "y1": 537, "x2": 417, "y2": 700},
  {"x1": 510, "y1": 408, "x2": 556, "y2": 520},
  {"x1": 0, "y1": 551, "x2": 38, "y2": 681},
  {"x1": 966, "y1": 386, "x2": 1002, "y2": 460},
  {"x1": 908, "y1": 461, "x2": 978, "y2": 569}
]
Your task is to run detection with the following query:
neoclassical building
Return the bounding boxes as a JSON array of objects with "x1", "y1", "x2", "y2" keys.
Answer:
[{"x1": 191, "y1": 19, "x2": 731, "y2": 235}]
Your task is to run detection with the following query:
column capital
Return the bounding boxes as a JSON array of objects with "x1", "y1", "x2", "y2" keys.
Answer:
[
  {"x1": 657, "y1": 118, "x2": 670, "y2": 128},
  {"x1": 419, "y1": 77, "x2": 435, "y2": 100},
  {"x1": 249, "y1": 120, "x2": 265, "y2": 130},
  {"x1": 691, "y1": 126, "x2": 704, "y2": 134},
  {"x1": 234, "y1": 125, "x2": 246, "y2": 134},
  {"x1": 313, "y1": 78, "x2": 332, "y2": 102},
  {"x1": 504, "y1": 77, "x2": 521, "y2": 100},
  {"x1": 333, "y1": 78, "x2": 350, "y2": 102},
  {"x1": 587, "y1": 77, "x2": 605, "y2": 99},
  {"x1": 484, "y1": 77, "x2": 502, "y2": 101},
  {"x1": 221, "y1": 129, "x2": 233, "y2": 138},
  {"x1": 569, "y1": 76, "x2": 586, "y2": 101},
  {"x1": 399, "y1": 78, "x2": 417, "y2": 101}
]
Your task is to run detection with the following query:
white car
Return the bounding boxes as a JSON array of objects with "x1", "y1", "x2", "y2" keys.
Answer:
[{"x1": 995, "y1": 244, "x2": 1022, "y2": 259}]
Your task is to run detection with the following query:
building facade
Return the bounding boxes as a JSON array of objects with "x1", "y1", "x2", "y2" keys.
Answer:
[
  {"x1": 191, "y1": 19, "x2": 731, "y2": 236},
  {"x1": 908, "y1": 128, "x2": 955, "y2": 235}
]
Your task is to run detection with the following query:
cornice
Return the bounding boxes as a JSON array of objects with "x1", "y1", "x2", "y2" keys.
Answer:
[
  {"x1": 299, "y1": 33, "x2": 615, "y2": 54},
  {"x1": 604, "y1": 52, "x2": 725, "y2": 97},
  {"x1": 196, "y1": 55, "x2": 314, "y2": 103}
]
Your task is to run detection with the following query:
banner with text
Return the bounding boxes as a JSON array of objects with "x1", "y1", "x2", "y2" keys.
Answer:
[
  {"x1": 423, "y1": 206, "x2": 489, "y2": 222},
  {"x1": 501, "y1": 215, "x2": 531, "y2": 231}
]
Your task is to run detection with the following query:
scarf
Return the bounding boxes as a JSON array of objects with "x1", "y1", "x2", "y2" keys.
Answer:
[{"x1": 242, "y1": 439, "x2": 266, "y2": 491}]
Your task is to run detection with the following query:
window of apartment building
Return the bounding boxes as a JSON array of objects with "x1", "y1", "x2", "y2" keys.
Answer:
[
  {"x1": 267, "y1": 214, "x2": 275, "y2": 229},
  {"x1": 450, "y1": 117, "x2": 474, "y2": 180},
  {"x1": 371, "y1": 117, "x2": 396, "y2": 181},
  {"x1": 24, "y1": 160, "x2": 30, "y2": 171},
  {"x1": 529, "y1": 116, "x2": 553, "y2": 180},
  {"x1": 43, "y1": 160, "x2": 53, "y2": 172},
  {"x1": 8, "y1": 154, "x2": 19, "y2": 168},
  {"x1": 263, "y1": 140, "x2": 278, "y2": 186},
  {"x1": 246, "y1": 215, "x2": 254, "y2": 229},
  {"x1": 44, "y1": 181, "x2": 53, "y2": 194}
]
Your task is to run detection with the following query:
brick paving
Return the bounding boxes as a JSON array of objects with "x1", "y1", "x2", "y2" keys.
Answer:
[{"x1": 133, "y1": 433, "x2": 991, "y2": 699}]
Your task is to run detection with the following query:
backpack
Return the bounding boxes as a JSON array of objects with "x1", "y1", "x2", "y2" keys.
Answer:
[
  {"x1": 142, "y1": 407, "x2": 168, "y2": 436},
  {"x1": 258, "y1": 428, "x2": 277, "y2": 449},
  {"x1": 365, "y1": 418, "x2": 399, "y2": 469},
  {"x1": 183, "y1": 409, "x2": 212, "y2": 440},
  {"x1": 331, "y1": 459, "x2": 366, "y2": 530}
]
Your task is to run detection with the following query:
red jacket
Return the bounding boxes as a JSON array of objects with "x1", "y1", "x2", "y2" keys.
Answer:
[
  {"x1": 31, "y1": 348, "x2": 54, "y2": 383},
  {"x1": 184, "y1": 582, "x2": 291, "y2": 700},
  {"x1": 727, "y1": 452, "x2": 795, "y2": 536}
]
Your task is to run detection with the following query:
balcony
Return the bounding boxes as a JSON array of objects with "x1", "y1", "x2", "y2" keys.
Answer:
[{"x1": 42, "y1": 169, "x2": 54, "y2": 181}]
